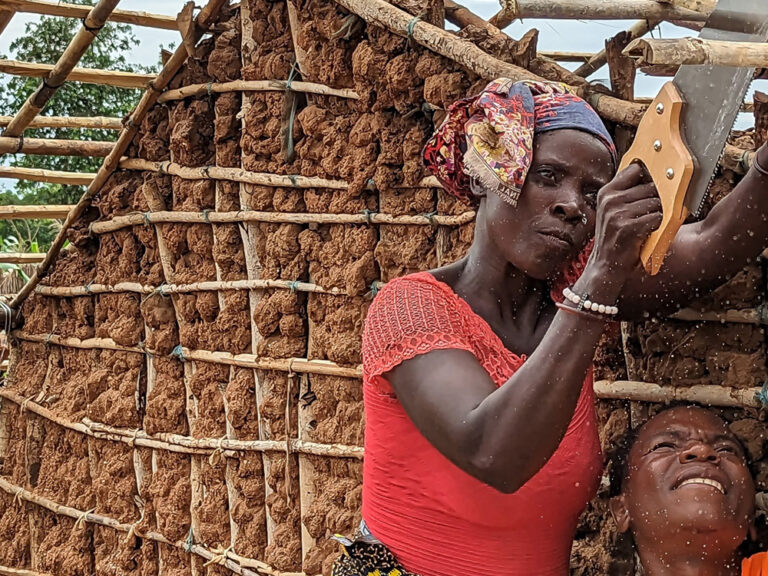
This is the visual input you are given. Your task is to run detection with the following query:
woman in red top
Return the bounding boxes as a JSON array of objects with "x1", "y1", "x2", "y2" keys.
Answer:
[{"x1": 332, "y1": 79, "x2": 768, "y2": 576}]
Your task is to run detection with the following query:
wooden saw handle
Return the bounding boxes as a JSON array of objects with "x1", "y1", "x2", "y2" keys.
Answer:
[{"x1": 618, "y1": 82, "x2": 695, "y2": 275}]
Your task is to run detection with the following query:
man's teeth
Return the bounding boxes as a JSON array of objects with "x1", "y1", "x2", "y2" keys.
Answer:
[{"x1": 678, "y1": 478, "x2": 725, "y2": 494}]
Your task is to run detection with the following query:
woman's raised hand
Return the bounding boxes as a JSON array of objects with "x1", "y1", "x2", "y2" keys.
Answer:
[{"x1": 590, "y1": 162, "x2": 663, "y2": 278}]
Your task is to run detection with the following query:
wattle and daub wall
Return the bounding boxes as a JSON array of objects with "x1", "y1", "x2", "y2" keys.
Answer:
[{"x1": 2, "y1": 2, "x2": 767, "y2": 575}]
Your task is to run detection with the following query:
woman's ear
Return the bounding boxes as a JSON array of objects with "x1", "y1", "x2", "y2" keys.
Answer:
[
  {"x1": 469, "y1": 177, "x2": 487, "y2": 199},
  {"x1": 609, "y1": 495, "x2": 631, "y2": 534}
]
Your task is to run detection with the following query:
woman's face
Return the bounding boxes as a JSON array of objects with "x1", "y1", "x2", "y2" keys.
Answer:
[
  {"x1": 474, "y1": 129, "x2": 614, "y2": 280},
  {"x1": 614, "y1": 406, "x2": 755, "y2": 553}
]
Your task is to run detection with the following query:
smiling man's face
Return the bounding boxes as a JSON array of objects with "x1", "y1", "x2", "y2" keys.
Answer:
[{"x1": 612, "y1": 406, "x2": 755, "y2": 556}]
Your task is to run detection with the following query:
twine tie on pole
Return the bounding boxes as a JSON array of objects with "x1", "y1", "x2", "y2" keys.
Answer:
[
  {"x1": 142, "y1": 212, "x2": 153, "y2": 227},
  {"x1": 13, "y1": 487, "x2": 23, "y2": 507},
  {"x1": 171, "y1": 344, "x2": 186, "y2": 362},
  {"x1": 74, "y1": 507, "x2": 96, "y2": 531},
  {"x1": 202, "y1": 209, "x2": 212, "y2": 224},
  {"x1": 406, "y1": 14, "x2": 421, "y2": 40},
  {"x1": 184, "y1": 526, "x2": 195, "y2": 552},
  {"x1": 203, "y1": 545, "x2": 232, "y2": 567},
  {"x1": 423, "y1": 211, "x2": 437, "y2": 227},
  {"x1": 361, "y1": 209, "x2": 374, "y2": 224},
  {"x1": 20, "y1": 393, "x2": 36, "y2": 414},
  {"x1": 367, "y1": 281, "x2": 380, "y2": 299},
  {"x1": 205, "y1": 82, "x2": 214, "y2": 97},
  {"x1": 756, "y1": 382, "x2": 768, "y2": 408},
  {"x1": 208, "y1": 435, "x2": 227, "y2": 466},
  {"x1": 288, "y1": 280, "x2": 300, "y2": 293}
]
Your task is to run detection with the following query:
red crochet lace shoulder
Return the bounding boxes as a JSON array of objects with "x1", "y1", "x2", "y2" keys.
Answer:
[{"x1": 362, "y1": 271, "x2": 525, "y2": 389}]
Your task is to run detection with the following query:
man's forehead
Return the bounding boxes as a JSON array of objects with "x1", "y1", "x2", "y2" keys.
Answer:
[{"x1": 637, "y1": 408, "x2": 733, "y2": 441}]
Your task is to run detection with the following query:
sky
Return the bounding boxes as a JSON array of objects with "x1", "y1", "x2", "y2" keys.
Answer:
[{"x1": 0, "y1": 0, "x2": 765, "y2": 192}]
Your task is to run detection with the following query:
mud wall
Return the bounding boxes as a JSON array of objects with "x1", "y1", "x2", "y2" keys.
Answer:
[{"x1": 1, "y1": 2, "x2": 767, "y2": 576}]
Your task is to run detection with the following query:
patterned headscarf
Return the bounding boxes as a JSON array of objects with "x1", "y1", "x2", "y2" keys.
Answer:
[{"x1": 423, "y1": 79, "x2": 617, "y2": 207}]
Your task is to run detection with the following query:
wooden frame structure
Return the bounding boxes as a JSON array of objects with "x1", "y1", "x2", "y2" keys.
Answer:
[{"x1": 1, "y1": 1, "x2": 767, "y2": 575}]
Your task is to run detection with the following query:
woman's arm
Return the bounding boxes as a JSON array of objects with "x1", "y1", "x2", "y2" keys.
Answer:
[
  {"x1": 618, "y1": 144, "x2": 768, "y2": 319},
  {"x1": 387, "y1": 168, "x2": 661, "y2": 493}
]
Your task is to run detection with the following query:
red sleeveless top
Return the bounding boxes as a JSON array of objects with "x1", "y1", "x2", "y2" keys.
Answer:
[{"x1": 361, "y1": 272, "x2": 602, "y2": 576}]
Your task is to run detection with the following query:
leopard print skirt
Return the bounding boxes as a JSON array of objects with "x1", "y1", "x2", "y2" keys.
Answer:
[{"x1": 330, "y1": 535, "x2": 419, "y2": 576}]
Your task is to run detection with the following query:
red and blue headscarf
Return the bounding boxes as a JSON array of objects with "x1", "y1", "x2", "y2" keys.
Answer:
[{"x1": 423, "y1": 79, "x2": 617, "y2": 207}]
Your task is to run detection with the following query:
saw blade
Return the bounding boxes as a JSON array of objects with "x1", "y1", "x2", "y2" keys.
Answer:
[{"x1": 675, "y1": 0, "x2": 768, "y2": 217}]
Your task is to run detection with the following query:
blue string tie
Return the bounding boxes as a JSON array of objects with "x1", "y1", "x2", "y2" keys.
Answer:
[
  {"x1": 171, "y1": 344, "x2": 186, "y2": 362},
  {"x1": 756, "y1": 382, "x2": 768, "y2": 409}
]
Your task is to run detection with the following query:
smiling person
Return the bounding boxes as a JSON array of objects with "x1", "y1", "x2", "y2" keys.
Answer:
[
  {"x1": 331, "y1": 78, "x2": 768, "y2": 576},
  {"x1": 610, "y1": 405, "x2": 766, "y2": 575}
]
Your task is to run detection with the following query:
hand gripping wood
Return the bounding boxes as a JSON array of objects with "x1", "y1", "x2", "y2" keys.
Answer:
[{"x1": 618, "y1": 82, "x2": 695, "y2": 275}]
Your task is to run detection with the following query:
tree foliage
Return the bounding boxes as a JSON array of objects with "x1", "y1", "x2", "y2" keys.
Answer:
[{"x1": 0, "y1": 0, "x2": 164, "y2": 249}]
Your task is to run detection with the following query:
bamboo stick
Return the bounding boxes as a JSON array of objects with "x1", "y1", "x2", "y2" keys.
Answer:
[
  {"x1": 574, "y1": 20, "x2": 658, "y2": 78},
  {"x1": 0, "y1": 205, "x2": 72, "y2": 219},
  {"x1": 0, "y1": 568, "x2": 49, "y2": 576},
  {"x1": 10, "y1": 0, "x2": 231, "y2": 310},
  {"x1": 0, "y1": 166, "x2": 93, "y2": 185},
  {"x1": 670, "y1": 307, "x2": 768, "y2": 325},
  {"x1": 331, "y1": 0, "x2": 645, "y2": 126},
  {"x1": 0, "y1": 59, "x2": 154, "y2": 89},
  {"x1": 2, "y1": 0, "x2": 122, "y2": 138},
  {"x1": 489, "y1": 0, "x2": 704, "y2": 23},
  {"x1": 89, "y1": 208, "x2": 475, "y2": 234},
  {"x1": 0, "y1": 253, "x2": 45, "y2": 264},
  {"x1": 0, "y1": 478, "x2": 265, "y2": 576},
  {"x1": 3, "y1": 0, "x2": 177, "y2": 30},
  {"x1": 593, "y1": 380, "x2": 765, "y2": 408},
  {"x1": 625, "y1": 37, "x2": 768, "y2": 68},
  {"x1": 118, "y1": 158, "x2": 442, "y2": 189},
  {"x1": 158, "y1": 80, "x2": 359, "y2": 103},
  {"x1": 0, "y1": 137, "x2": 113, "y2": 157},
  {"x1": 0, "y1": 115, "x2": 123, "y2": 130},
  {"x1": 12, "y1": 332, "x2": 364, "y2": 378},
  {"x1": 34, "y1": 278, "x2": 374, "y2": 297}
]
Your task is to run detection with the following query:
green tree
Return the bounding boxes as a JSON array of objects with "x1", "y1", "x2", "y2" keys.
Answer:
[{"x1": 0, "y1": 0, "x2": 164, "y2": 250}]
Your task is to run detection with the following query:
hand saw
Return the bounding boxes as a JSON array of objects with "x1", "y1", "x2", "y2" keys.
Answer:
[{"x1": 618, "y1": 0, "x2": 768, "y2": 275}]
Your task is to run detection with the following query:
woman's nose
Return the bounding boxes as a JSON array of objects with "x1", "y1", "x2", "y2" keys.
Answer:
[
  {"x1": 552, "y1": 195, "x2": 582, "y2": 223},
  {"x1": 679, "y1": 442, "x2": 719, "y2": 464}
]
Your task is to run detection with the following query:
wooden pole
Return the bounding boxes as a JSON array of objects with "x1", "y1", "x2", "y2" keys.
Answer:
[
  {"x1": 0, "y1": 253, "x2": 46, "y2": 264},
  {"x1": 157, "y1": 79, "x2": 360, "y2": 103},
  {"x1": 593, "y1": 380, "x2": 764, "y2": 408},
  {"x1": 0, "y1": 59, "x2": 155, "y2": 89},
  {"x1": 489, "y1": 0, "x2": 703, "y2": 28},
  {"x1": 88, "y1": 208, "x2": 476, "y2": 234},
  {"x1": 0, "y1": 166, "x2": 93, "y2": 185},
  {"x1": 332, "y1": 0, "x2": 642, "y2": 125},
  {"x1": 9, "y1": 0, "x2": 231, "y2": 310},
  {"x1": 0, "y1": 205, "x2": 72, "y2": 219},
  {"x1": 3, "y1": 0, "x2": 177, "y2": 30},
  {"x1": 0, "y1": 136, "x2": 113, "y2": 156},
  {"x1": 118, "y1": 158, "x2": 442, "y2": 189},
  {"x1": 660, "y1": 0, "x2": 716, "y2": 13},
  {"x1": 0, "y1": 568, "x2": 51, "y2": 576},
  {"x1": 0, "y1": 115, "x2": 123, "y2": 130},
  {"x1": 574, "y1": 20, "x2": 658, "y2": 78},
  {"x1": 2, "y1": 0, "x2": 122, "y2": 138},
  {"x1": 625, "y1": 37, "x2": 768, "y2": 68},
  {"x1": 0, "y1": 10, "x2": 15, "y2": 35}
]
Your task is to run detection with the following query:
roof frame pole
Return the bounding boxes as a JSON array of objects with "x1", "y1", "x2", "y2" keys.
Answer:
[
  {"x1": 1, "y1": 0, "x2": 122, "y2": 140},
  {"x1": 3, "y1": 0, "x2": 176, "y2": 30},
  {"x1": 574, "y1": 19, "x2": 659, "y2": 78},
  {"x1": 0, "y1": 10, "x2": 15, "y2": 36}
]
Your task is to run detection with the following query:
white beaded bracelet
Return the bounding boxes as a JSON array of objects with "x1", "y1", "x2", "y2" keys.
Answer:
[{"x1": 562, "y1": 287, "x2": 619, "y2": 316}]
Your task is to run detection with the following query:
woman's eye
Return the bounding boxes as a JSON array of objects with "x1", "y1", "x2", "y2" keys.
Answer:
[
  {"x1": 650, "y1": 442, "x2": 676, "y2": 452},
  {"x1": 536, "y1": 167, "x2": 556, "y2": 181},
  {"x1": 716, "y1": 444, "x2": 737, "y2": 454},
  {"x1": 583, "y1": 189, "x2": 599, "y2": 206}
]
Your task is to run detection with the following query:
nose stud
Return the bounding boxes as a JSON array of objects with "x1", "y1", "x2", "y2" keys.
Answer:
[{"x1": 581, "y1": 214, "x2": 588, "y2": 225}]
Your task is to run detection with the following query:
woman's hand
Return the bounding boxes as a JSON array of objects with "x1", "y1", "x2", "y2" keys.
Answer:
[{"x1": 589, "y1": 162, "x2": 663, "y2": 278}]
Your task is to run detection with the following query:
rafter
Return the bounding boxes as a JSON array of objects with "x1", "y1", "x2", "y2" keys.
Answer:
[
  {"x1": 0, "y1": 59, "x2": 155, "y2": 89},
  {"x1": 2, "y1": 0, "x2": 176, "y2": 30},
  {"x1": 0, "y1": 137, "x2": 113, "y2": 156},
  {"x1": 0, "y1": 115, "x2": 123, "y2": 130},
  {"x1": 1, "y1": 0, "x2": 122, "y2": 140},
  {"x1": 0, "y1": 10, "x2": 15, "y2": 36}
]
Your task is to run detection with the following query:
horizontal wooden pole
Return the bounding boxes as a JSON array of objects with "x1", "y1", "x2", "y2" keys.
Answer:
[
  {"x1": 0, "y1": 115, "x2": 123, "y2": 130},
  {"x1": 594, "y1": 380, "x2": 764, "y2": 408},
  {"x1": 158, "y1": 79, "x2": 359, "y2": 103},
  {"x1": 0, "y1": 253, "x2": 45, "y2": 264},
  {"x1": 0, "y1": 205, "x2": 72, "y2": 219},
  {"x1": 625, "y1": 37, "x2": 768, "y2": 68},
  {"x1": 662, "y1": 0, "x2": 716, "y2": 13},
  {"x1": 0, "y1": 166, "x2": 92, "y2": 185},
  {"x1": 3, "y1": 0, "x2": 177, "y2": 29},
  {"x1": 0, "y1": 136, "x2": 113, "y2": 156},
  {"x1": 13, "y1": 331, "x2": 364, "y2": 378},
  {"x1": 491, "y1": 0, "x2": 706, "y2": 23},
  {"x1": 0, "y1": 59, "x2": 154, "y2": 89},
  {"x1": 119, "y1": 158, "x2": 442, "y2": 189},
  {"x1": 574, "y1": 19, "x2": 658, "y2": 77},
  {"x1": 539, "y1": 51, "x2": 595, "y2": 62},
  {"x1": 89, "y1": 208, "x2": 475, "y2": 234},
  {"x1": 0, "y1": 567, "x2": 51, "y2": 576}
]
